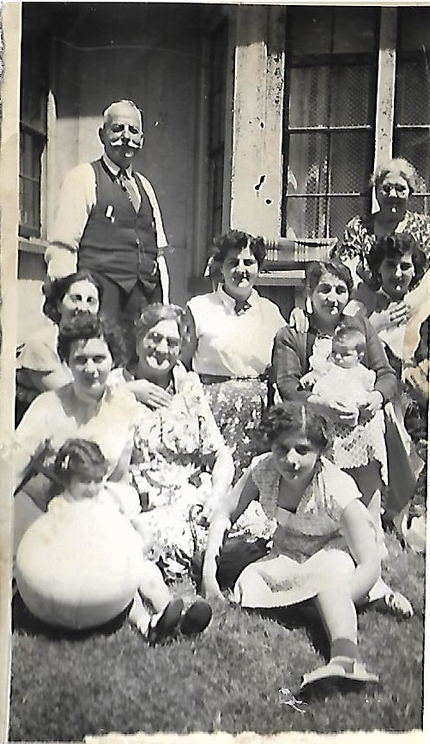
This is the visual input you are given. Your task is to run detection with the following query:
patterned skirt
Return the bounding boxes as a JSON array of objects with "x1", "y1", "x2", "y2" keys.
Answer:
[{"x1": 202, "y1": 378, "x2": 269, "y2": 477}]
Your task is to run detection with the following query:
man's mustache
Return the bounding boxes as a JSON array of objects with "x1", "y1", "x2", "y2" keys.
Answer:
[{"x1": 110, "y1": 137, "x2": 142, "y2": 149}]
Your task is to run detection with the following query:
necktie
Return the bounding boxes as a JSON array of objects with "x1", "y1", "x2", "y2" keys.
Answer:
[{"x1": 118, "y1": 170, "x2": 141, "y2": 213}]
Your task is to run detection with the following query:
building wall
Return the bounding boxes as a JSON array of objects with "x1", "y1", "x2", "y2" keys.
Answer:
[{"x1": 44, "y1": 4, "x2": 216, "y2": 306}]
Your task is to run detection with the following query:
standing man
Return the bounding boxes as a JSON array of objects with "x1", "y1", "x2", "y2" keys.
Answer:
[{"x1": 45, "y1": 100, "x2": 169, "y2": 335}]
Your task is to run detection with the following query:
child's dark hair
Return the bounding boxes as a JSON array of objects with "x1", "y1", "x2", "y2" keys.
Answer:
[
  {"x1": 259, "y1": 402, "x2": 330, "y2": 452},
  {"x1": 332, "y1": 326, "x2": 366, "y2": 357},
  {"x1": 367, "y1": 232, "x2": 426, "y2": 291},
  {"x1": 53, "y1": 439, "x2": 109, "y2": 486},
  {"x1": 57, "y1": 313, "x2": 127, "y2": 367}
]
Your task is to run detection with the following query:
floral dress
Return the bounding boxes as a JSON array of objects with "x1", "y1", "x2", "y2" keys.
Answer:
[
  {"x1": 233, "y1": 453, "x2": 361, "y2": 609},
  {"x1": 130, "y1": 363, "x2": 227, "y2": 579}
]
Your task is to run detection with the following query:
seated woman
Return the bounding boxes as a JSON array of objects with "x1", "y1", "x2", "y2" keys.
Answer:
[
  {"x1": 271, "y1": 260, "x2": 414, "y2": 615},
  {"x1": 333, "y1": 158, "x2": 430, "y2": 287},
  {"x1": 184, "y1": 229, "x2": 286, "y2": 473},
  {"x1": 15, "y1": 271, "x2": 102, "y2": 423},
  {"x1": 202, "y1": 403, "x2": 385, "y2": 694},
  {"x1": 12, "y1": 313, "x2": 141, "y2": 553},
  {"x1": 128, "y1": 303, "x2": 235, "y2": 581}
]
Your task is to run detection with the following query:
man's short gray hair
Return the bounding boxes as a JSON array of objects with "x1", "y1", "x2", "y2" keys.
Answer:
[{"x1": 102, "y1": 100, "x2": 143, "y2": 129}]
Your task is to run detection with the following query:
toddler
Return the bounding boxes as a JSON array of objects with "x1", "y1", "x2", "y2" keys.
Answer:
[
  {"x1": 300, "y1": 326, "x2": 376, "y2": 426},
  {"x1": 50, "y1": 438, "x2": 212, "y2": 642}
]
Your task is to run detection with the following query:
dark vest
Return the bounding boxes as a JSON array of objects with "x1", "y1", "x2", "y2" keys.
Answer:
[{"x1": 78, "y1": 158, "x2": 159, "y2": 293}]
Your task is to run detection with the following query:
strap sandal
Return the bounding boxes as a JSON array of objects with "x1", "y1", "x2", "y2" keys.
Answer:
[
  {"x1": 300, "y1": 657, "x2": 379, "y2": 695},
  {"x1": 180, "y1": 598, "x2": 212, "y2": 636},
  {"x1": 147, "y1": 597, "x2": 184, "y2": 646}
]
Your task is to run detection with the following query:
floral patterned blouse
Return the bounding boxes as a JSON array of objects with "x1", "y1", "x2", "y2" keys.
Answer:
[
  {"x1": 130, "y1": 362, "x2": 226, "y2": 508},
  {"x1": 336, "y1": 211, "x2": 430, "y2": 265}
]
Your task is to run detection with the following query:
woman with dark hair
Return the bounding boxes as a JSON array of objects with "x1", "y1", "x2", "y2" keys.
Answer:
[
  {"x1": 353, "y1": 233, "x2": 429, "y2": 377},
  {"x1": 16, "y1": 270, "x2": 103, "y2": 422},
  {"x1": 12, "y1": 313, "x2": 141, "y2": 553},
  {"x1": 202, "y1": 402, "x2": 385, "y2": 693},
  {"x1": 333, "y1": 158, "x2": 430, "y2": 285},
  {"x1": 128, "y1": 303, "x2": 234, "y2": 580},
  {"x1": 185, "y1": 229, "x2": 286, "y2": 472}
]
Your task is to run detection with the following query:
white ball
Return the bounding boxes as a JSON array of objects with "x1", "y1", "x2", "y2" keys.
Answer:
[{"x1": 16, "y1": 498, "x2": 143, "y2": 630}]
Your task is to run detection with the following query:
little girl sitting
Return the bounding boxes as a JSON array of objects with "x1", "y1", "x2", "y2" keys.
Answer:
[
  {"x1": 25, "y1": 438, "x2": 212, "y2": 642},
  {"x1": 300, "y1": 326, "x2": 376, "y2": 426}
]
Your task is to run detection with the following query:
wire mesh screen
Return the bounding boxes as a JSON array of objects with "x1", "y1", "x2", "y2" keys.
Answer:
[
  {"x1": 394, "y1": 8, "x2": 430, "y2": 213},
  {"x1": 282, "y1": 7, "x2": 377, "y2": 240}
]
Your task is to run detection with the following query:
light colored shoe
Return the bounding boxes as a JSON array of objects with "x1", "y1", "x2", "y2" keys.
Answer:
[
  {"x1": 300, "y1": 657, "x2": 379, "y2": 694},
  {"x1": 372, "y1": 591, "x2": 414, "y2": 618}
]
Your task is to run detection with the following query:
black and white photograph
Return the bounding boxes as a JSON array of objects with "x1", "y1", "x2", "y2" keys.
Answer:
[{"x1": 0, "y1": 1, "x2": 427, "y2": 741}]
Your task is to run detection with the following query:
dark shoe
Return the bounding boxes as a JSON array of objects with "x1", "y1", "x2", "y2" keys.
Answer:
[
  {"x1": 147, "y1": 597, "x2": 184, "y2": 646},
  {"x1": 180, "y1": 598, "x2": 212, "y2": 636}
]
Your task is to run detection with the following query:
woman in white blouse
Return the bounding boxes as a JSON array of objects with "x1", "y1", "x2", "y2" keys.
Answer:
[{"x1": 184, "y1": 230, "x2": 286, "y2": 473}]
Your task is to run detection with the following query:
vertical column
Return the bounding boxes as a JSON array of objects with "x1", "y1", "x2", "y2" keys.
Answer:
[
  {"x1": 230, "y1": 5, "x2": 286, "y2": 239},
  {"x1": 374, "y1": 7, "x2": 397, "y2": 166},
  {"x1": 0, "y1": 3, "x2": 22, "y2": 739}
]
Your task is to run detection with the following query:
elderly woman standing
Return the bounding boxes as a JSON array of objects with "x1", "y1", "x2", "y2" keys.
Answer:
[
  {"x1": 128, "y1": 303, "x2": 234, "y2": 580},
  {"x1": 334, "y1": 158, "x2": 430, "y2": 285},
  {"x1": 185, "y1": 230, "x2": 286, "y2": 473}
]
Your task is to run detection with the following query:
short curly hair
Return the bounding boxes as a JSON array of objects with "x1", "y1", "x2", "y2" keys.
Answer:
[
  {"x1": 305, "y1": 259, "x2": 354, "y2": 295},
  {"x1": 259, "y1": 402, "x2": 330, "y2": 452},
  {"x1": 370, "y1": 158, "x2": 420, "y2": 193},
  {"x1": 53, "y1": 438, "x2": 108, "y2": 487},
  {"x1": 57, "y1": 314, "x2": 127, "y2": 368},
  {"x1": 42, "y1": 270, "x2": 103, "y2": 325},
  {"x1": 367, "y1": 232, "x2": 427, "y2": 291},
  {"x1": 134, "y1": 303, "x2": 188, "y2": 346},
  {"x1": 210, "y1": 229, "x2": 266, "y2": 268}
]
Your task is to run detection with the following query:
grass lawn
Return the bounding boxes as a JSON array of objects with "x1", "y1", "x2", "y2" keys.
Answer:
[{"x1": 9, "y1": 526, "x2": 425, "y2": 742}]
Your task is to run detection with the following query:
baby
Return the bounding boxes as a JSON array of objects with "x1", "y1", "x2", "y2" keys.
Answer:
[
  {"x1": 300, "y1": 326, "x2": 376, "y2": 426},
  {"x1": 50, "y1": 438, "x2": 212, "y2": 642}
]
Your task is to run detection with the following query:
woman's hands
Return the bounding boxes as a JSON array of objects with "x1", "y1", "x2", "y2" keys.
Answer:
[
  {"x1": 201, "y1": 573, "x2": 225, "y2": 602},
  {"x1": 307, "y1": 394, "x2": 357, "y2": 426},
  {"x1": 289, "y1": 306, "x2": 309, "y2": 333},
  {"x1": 369, "y1": 301, "x2": 409, "y2": 332},
  {"x1": 126, "y1": 379, "x2": 172, "y2": 409},
  {"x1": 358, "y1": 391, "x2": 383, "y2": 424}
]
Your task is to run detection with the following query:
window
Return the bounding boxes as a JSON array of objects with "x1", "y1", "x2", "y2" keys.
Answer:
[
  {"x1": 207, "y1": 21, "x2": 228, "y2": 246},
  {"x1": 19, "y1": 22, "x2": 49, "y2": 238},
  {"x1": 394, "y1": 7, "x2": 430, "y2": 214},
  {"x1": 282, "y1": 7, "x2": 379, "y2": 240}
]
